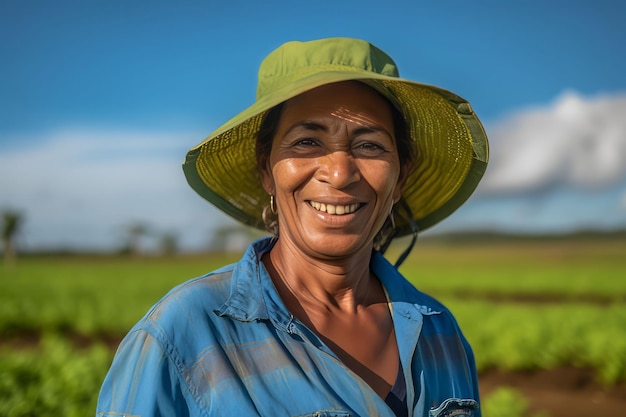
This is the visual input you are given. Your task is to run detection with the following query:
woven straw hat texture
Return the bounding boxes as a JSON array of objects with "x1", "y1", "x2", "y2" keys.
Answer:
[{"x1": 183, "y1": 38, "x2": 489, "y2": 236}]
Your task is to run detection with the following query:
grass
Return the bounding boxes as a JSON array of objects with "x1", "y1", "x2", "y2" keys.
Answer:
[
  {"x1": 0, "y1": 254, "x2": 238, "y2": 336},
  {"x1": 395, "y1": 238, "x2": 626, "y2": 300},
  {"x1": 1, "y1": 238, "x2": 624, "y2": 336}
]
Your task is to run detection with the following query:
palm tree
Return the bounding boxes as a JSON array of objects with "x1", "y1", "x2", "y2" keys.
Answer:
[{"x1": 2, "y1": 210, "x2": 23, "y2": 266}]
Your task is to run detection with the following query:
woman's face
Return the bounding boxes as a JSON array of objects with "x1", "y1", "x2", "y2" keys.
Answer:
[{"x1": 261, "y1": 81, "x2": 405, "y2": 259}]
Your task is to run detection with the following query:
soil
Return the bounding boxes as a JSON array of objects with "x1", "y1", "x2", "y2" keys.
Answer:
[{"x1": 479, "y1": 367, "x2": 626, "y2": 417}]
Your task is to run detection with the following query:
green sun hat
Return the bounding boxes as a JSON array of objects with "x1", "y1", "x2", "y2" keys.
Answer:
[{"x1": 183, "y1": 37, "x2": 489, "y2": 237}]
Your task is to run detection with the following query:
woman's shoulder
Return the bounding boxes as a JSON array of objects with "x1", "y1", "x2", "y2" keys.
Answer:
[
  {"x1": 136, "y1": 265, "x2": 236, "y2": 333},
  {"x1": 130, "y1": 239, "x2": 272, "y2": 343},
  {"x1": 125, "y1": 263, "x2": 259, "y2": 360},
  {"x1": 139, "y1": 238, "x2": 273, "y2": 329}
]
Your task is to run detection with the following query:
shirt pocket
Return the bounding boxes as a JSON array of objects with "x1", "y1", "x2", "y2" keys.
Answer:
[
  {"x1": 297, "y1": 410, "x2": 351, "y2": 417},
  {"x1": 429, "y1": 398, "x2": 479, "y2": 417}
]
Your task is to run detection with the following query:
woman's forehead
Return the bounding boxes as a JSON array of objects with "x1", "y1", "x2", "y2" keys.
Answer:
[{"x1": 279, "y1": 82, "x2": 394, "y2": 129}]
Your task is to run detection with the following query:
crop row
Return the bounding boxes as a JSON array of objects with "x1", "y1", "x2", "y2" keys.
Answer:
[
  {"x1": 0, "y1": 240, "x2": 624, "y2": 417},
  {"x1": 0, "y1": 335, "x2": 546, "y2": 417},
  {"x1": 448, "y1": 300, "x2": 626, "y2": 384},
  {"x1": 1, "y1": 240, "x2": 625, "y2": 336}
]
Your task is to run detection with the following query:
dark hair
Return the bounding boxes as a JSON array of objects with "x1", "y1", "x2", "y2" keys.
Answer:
[
  {"x1": 256, "y1": 102, "x2": 285, "y2": 180},
  {"x1": 255, "y1": 86, "x2": 417, "y2": 246},
  {"x1": 256, "y1": 102, "x2": 285, "y2": 235}
]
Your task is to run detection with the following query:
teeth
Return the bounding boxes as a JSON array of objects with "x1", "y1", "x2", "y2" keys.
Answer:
[{"x1": 310, "y1": 201, "x2": 360, "y2": 215}]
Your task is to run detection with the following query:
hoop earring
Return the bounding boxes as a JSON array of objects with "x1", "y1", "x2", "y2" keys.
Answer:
[
  {"x1": 270, "y1": 194, "x2": 277, "y2": 214},
  {"x1": 389, "y1": 205, "x2": 396, "y2": 230}
]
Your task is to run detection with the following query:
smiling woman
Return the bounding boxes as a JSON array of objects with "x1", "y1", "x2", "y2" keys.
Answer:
[{"x1": 97, "y1": 37, "x2": 489, "y2": 417}]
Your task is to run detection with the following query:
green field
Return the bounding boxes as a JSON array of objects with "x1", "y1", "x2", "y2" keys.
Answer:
[{"x1": 1, "y1": 237, "x2": 625, "y2": 417}]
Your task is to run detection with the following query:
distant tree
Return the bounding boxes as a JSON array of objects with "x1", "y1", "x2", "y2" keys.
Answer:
[
  {"x1": 2, "y1": 210, "x2": 23, "y2": 267},
  {"x1": 126, "y1": 222, "x2": 150, "y2": 257},
  {"x1": 159, "y1": 232, "x2": 178, "y2": 256},
  {"x1": 209, "y1": 224, "x2": 265, "y2": 253}
]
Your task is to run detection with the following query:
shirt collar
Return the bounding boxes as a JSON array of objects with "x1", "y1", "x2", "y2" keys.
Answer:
[
  {"x1": 216, "y1": 237, "x2": 438, "y2": 327},
  {"x1": 371, "y1": 251, "x2": 442, "y2": 318},
  {"x1": 213, "y1": 237, "x2": 276, "y2": 322}
]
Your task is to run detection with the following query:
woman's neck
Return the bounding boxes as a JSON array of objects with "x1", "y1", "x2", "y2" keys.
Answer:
[
  {"x1": 262, "y1": 237, "x2": 398, "y2": 399},
  {"x1": 266, "y1": 238, "x2": 380, "y2": 315}
]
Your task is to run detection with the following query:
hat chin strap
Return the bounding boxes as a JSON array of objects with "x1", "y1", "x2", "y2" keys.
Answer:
[
  {"x1": 393, "y1": 199, "x2": 418, "y2": 268},
  {"x1": 377, "y1": 199, "x2": 419, "y2": 268}
]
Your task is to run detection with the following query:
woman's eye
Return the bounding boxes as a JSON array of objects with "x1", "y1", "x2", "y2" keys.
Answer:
[
  {"x1": 293, "y1": 138, "x2": 318, "y2": 147},
  {"x1": 354, "y1": 142, "x2": 386, "y2": 155},
  {"x1": 360, "y1": 143, "x2": 382, "y2": 150}
]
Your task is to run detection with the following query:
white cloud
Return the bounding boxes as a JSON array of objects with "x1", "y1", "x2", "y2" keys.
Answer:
[
  {"x1": 0, "y1": 128, "x2": 236, "y2": 251},
  {"x1": 480, "y1": 91, "x2": 626, "y2": 195}
]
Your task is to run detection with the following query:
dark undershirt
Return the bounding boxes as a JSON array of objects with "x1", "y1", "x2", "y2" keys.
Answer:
[{"x1": 384, "y1": 365, "x2": 408, "y2": 417}]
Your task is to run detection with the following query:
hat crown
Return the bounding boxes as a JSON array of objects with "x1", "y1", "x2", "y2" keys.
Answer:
[{"x1": 256, "y1": 38, "x2": 399, "y2": 100}]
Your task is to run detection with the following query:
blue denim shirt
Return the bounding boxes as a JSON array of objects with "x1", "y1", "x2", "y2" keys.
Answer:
[{"x1": 97, "y1": 237, "x2": 480, "y2": 417}]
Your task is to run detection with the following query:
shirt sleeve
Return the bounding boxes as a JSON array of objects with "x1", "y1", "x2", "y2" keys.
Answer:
[{"x1": 96, "y1": 328, "x2": 192, "y2": 417}]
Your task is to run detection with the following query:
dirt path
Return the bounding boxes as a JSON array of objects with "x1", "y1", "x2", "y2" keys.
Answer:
[{"x1": 480, "y1": 367, "x2": 626, "y2": 417}]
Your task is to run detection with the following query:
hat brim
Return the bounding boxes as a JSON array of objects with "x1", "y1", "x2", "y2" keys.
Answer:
[{"x1": 183, "y1": 69, "x2": 488, "y2": 236}]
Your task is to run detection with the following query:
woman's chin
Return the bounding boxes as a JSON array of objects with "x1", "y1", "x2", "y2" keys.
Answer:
[{"x1": 296, "y1": 232, "x2": 374, "y2": 260}]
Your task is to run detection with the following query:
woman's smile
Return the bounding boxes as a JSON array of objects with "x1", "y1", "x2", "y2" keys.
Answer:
[{"x1": 307, "y1": 201, "x2": 362, "y2": 215}]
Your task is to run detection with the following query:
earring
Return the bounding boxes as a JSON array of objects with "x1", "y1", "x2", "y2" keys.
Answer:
[
  {"x1": 389, "y1": 205, "x2": 396, "y2": 230},
  {"x1": 270, "y1": 194, "x2": 277, "y2": 214}
]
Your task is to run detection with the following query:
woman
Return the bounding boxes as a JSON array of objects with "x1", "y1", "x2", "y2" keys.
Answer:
[{"x1": 97, "y1": 38, "x2": 488, "y2": 417}]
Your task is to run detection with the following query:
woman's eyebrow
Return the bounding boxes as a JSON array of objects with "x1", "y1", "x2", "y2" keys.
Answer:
[
  {"x1": 331, "y1": 109, "x2": 393, "y2": 138},
  {"x1": 351, "y1": 126, "x2": 392, "y2": 138},
  {"x1": 283, "y1": 121, "x2": 391, "y2": 139},
  {"x1": 282, "y1": 121, "x2": 327, "y2": 137}
]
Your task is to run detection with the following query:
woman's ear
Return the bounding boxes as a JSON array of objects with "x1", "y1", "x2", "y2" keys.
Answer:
[
  {"x1": 260, "y1": 159, "x2": 274, "y2": 195},
  {"x1": 393, "y1": 163, "x2": 410, "y2": 203}
]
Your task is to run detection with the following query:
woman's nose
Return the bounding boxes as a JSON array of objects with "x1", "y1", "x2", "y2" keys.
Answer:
[{"x1": 316, "y1": 151, "x2": 361, "y2": 188}]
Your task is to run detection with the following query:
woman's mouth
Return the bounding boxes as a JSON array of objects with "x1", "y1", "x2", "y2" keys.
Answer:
[{"x1": 308, "y1": 201, "x2": 361, "y2": 215}]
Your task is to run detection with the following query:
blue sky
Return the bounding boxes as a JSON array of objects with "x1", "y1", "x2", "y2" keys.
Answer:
[{"x1": 1, "y1": 1, "x2": 625, "y2": 251}]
